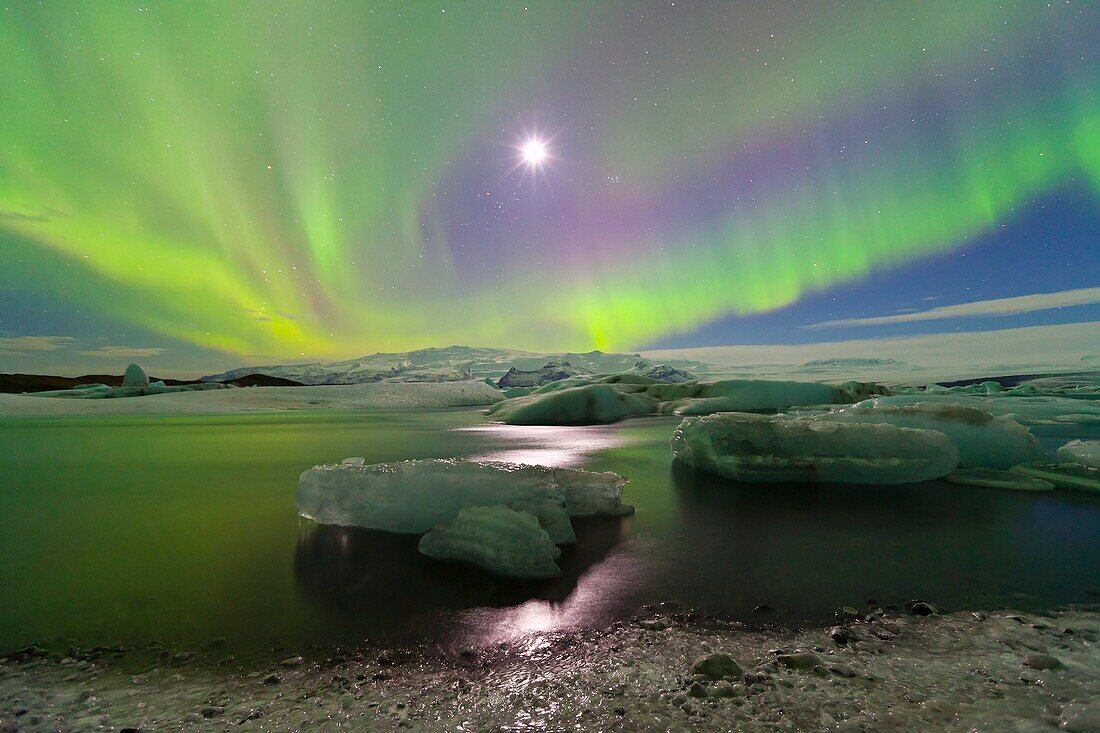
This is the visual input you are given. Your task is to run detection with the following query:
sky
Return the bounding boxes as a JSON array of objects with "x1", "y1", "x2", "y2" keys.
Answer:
[{"x1": 0, "y1": 1, "x2": 1097, "y2": 375}]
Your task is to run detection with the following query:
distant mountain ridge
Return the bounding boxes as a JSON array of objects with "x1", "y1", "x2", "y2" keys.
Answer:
[{"x1": 202, "y1": 346, "x2": 712, "y2": 386}]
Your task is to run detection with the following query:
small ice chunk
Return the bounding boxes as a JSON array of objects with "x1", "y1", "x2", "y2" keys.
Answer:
[
  {"x1": 487, "y1": 383, "x2": 652, "y2": 425},
  {"x1": 340, "y1": 457, "x2": 366, "y2": 466},
  {"x1": 671, "y1": 412, "x2": 958, "y2": 485},
  {"x1": 945, "y1": 468, "x2": 1054, "y2": 492},
  {"x1": 1057, "y1": 439, "x2": 1100, "y2": 468},
  {"x1": 417, "y1": 505, "x2": 562, "y2": 579},
  {"x1": 296, "y1": 458, "x2": 630, "y2": 533},
  {"x1": 1009, "y1": 462, "x2": 1100, "y2": 492},
  {"x1": 509, "y1": 497, "x2": 576, "y2": 544},
  {"x1": 816, "y1": 401, "x2": 1046, "y2": 469},
  {"x1": 121, "y1": 363, "x2": 150, "y2": 388}
]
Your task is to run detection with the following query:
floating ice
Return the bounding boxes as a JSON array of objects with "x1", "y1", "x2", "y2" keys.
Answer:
[
  {"x1": 661, "y1": 379, "x2": 887, "y2": 416},
  {"x1": 1009, "y1": 462, "x2": 1100, "y2": 492},
  {"x1": 670, "y1": 412, "x2": 958, "y2": 485},
  {"x1": 121, "y1": 363, "x2": 150, "y2": 388},
  {"x1": 945, "y1": 468, "x2": 1054, "y2": 492},
  {"x1": 852, "y1": 394, "x2": 1100, "y2": 426},
  {"x1": 487, "y1": 383, "x2": 652, "y2": 425},
  {"x1": 815, "y1": 401, "x2": 1046, "y2": 469},
  {"x1": 295, "y1": 458, "x2": 631, "y2": 535},
  {"x1": 1058, "y1": 439, "x2": 1100, "y2": 467},
  {"x1": 489, "y1": 377, "x2": 888, "y2": 425},
  {"x1": 417, "y1": 506, "x2": 562, "y2": 579}
]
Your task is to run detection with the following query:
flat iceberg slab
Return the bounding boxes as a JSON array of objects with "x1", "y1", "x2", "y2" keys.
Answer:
[
  {"x1": 1058, "y1": 439, "x2": 1100, "y2": 467},
  {"x1": 1009, "y1": 462, "x2": 1100, "y2": 492},
  {"x1": 417, "y1": 505, "x2": 562, "y2": 579},
  {"x1": 670, "y1": 412, "x2": 958, "y2": 485},
  {"x1": 945, "y1": 468, "x2": 1053, "y2": 491},
  {"x1": 816, "y1": 401, "x2": 1046, "y2": 469},
  {"x1": 663, "y1": 379, "x2": 886, "y2": 416},
  {"x1": 296, "y1": 458, "x2": 631, "y2": 535}
]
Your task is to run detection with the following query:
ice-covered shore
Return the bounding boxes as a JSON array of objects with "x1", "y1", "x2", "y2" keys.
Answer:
[
  {"x1": 0, "y1": 381, "x2": 504, "y2": 417},
  {"x1": 2, "y1": 606, "x2": 1098, "y2": 731}
]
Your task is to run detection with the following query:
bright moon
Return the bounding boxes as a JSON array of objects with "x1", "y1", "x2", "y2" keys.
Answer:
[{"x1": 522, "y1": 139, "x2": 547, "y2": 165}]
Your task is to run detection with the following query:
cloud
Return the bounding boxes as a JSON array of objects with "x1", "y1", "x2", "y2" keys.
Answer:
[
  {"x1": 0, "y1": 335, "x2": 77, "y2": 355},
  {"x1": 805, "y1": 287, "x2": 1100, "y2": 330},
  {"x1": 76, "y1": 346, "x2": 167, "y2": 359}
]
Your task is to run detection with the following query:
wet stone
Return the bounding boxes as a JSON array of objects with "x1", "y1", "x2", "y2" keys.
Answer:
[
  {"x1": 691, "y1": 653, "x2": 742, "y2": 680},
  {"x1": 1024, "y1": 654, "x2": 1061, "y2": 670},
  {"x1": 776, "y1": 651, "x2": 822, "y2": 671}
]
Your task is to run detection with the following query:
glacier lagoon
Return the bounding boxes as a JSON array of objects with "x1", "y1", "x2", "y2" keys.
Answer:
[{"x1": 2, "y1": 407, "x2": 1099, "y2": 653}]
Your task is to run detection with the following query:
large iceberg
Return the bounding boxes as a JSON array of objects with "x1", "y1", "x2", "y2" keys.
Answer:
[
  {"x1": 670, "y1": 412, "x2": 958, "y2": 485},
  {"x1": 487, "y1": 383, "x2": 653, "y2": 425},
  {"x1": 814, "y1": 401, "x2": 1046, "y2": 469},
  {"x1": 296, "y1": 458, "x2": 631, "y2": 535},
  {"x1": 417, "y1": 505, "x2": 562, "y2": 579},
  {"x1": 487, "y1": 376, "x2": 888, "y2": 426},
  {"x1": 1058, "y1": 439, "x2": 1100, "y2": 467}
]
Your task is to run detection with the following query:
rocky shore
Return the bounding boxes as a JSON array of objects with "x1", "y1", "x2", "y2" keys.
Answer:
[{"x1": 2, "y1": 605, "x2": 1098, "y2": 732}]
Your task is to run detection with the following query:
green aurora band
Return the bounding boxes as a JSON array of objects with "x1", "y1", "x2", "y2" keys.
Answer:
[{"x1": 0, "y1": 1, "x2": 1096, "y2": 359}]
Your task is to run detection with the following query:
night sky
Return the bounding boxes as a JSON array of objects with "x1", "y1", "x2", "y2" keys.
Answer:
[{"x1": 1, "y1": 2, "x2": 1097, "y2": 372}]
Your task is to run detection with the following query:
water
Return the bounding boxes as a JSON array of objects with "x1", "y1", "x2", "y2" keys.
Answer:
[{"x1": 1, "y1": 409, "x2": 1098, "y2": 652}]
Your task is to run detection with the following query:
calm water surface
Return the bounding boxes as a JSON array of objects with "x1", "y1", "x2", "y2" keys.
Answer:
[{"x1": 1, "y1": 408, "x2": 1098, "y2": 652}]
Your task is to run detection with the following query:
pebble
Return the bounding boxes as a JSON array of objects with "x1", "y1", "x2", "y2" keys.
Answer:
[
  {"x1": 776, "y1": 651, "x2": 822, "y2": 671},
  {"x1": 280, "y1": 655, "x2": 305, "y2": 668},
  {"x1": 262, "y1": 673, "x2": 283, "y2": 685},
  {"x1": 906, "y1": 600, "x2": 939, "y2": 616},
  {"x1": 1024, "y1": 653, "x2": 1061, "y2": 670},
  {"x1": 691, "y1": 653, "x2": 742, "y2": 680},
  {"x1": 1060, "y1": 701, "x2": 1100, "y2": 733},
  {"x1": 827, "y1": 626, "x2": 851, "y2": 645}
]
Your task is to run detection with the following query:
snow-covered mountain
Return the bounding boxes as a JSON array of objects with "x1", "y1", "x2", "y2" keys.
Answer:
[{"x1": 202, "y1": 346, "x2": 712, "y2": 385}]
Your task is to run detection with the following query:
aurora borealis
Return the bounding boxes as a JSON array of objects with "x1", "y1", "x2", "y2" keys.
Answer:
[{"x1": 1, "y1": 1, "x2": 1097, "y2": 369}]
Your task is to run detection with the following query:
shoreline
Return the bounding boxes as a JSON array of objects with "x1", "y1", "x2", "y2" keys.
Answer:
[{"x1": 3, "y1": 604, "x2": 1098, "y2": 731}]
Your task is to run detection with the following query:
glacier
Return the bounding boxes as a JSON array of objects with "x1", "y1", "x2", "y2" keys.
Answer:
[
  {"x1": 670, "y1": 412, "x2": 959, "y2": 485},
  {"x1": 417, "y1": 505, "x2": 563, "y2": 579}
]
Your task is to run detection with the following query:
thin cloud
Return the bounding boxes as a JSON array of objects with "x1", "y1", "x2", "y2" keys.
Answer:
[
  {"x1": 806, "y1": 287, "x2": 1100, "y2": 330},
  {"x1": 0, "y1": 335, "x2": 77, "y2": 355},
  {"x1": 76, "y1": 346, "x2": 167, "y2": 359}
]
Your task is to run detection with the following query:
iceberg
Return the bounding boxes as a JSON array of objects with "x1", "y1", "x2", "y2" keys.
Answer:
[
  {"x1": 945, "y1": 468, "x2": 1054, "y2": 491},
  {"x1": 296, "y1": 458, "x2": 631, "y2": 535},
  {"x1": 487, "y1": 384, "x2": 652, "y2": 425},
  {"x1": 815, "y1": 401, "x2": 1046, "y2": 469},
  {"x1": 417, "y1": 506, "x2": 562, "y2": 579},
  {"x1": 1009, "y1": 463, "x2": 1100, "y2": 492},
  {"x1": 670, "y1": 412, "x2": 958, "y2": 485},
  {"x1": 661, "y1": 379, "x2": 887, "y2": 416},
  {"x1": 1057, "y1": 439, "x2": 1100, "y2": 467},
  {"x1": 851, "y1": 395, "x2": 1100, "y2": 426}
]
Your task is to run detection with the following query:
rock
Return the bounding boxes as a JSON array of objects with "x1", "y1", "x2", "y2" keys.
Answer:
[
  {"x1": 262, "y1": 673, "x2": 283, "y2": 685},
  {"x1": 776, "y1": 651, "x2": 822, "y2": 671},
  {"x1": 710, "y1": 681, "x2": 736, "y2": 698},
  {"x1": 906, "y1": 600, "x2": 938, "y2": 616},
  {"x1": 121, "y1": 363, "x2": 150, "y2": 388},
  {"x1": 637, "y1": 619, "x2": 668, "y2": 631},
  {"x1": 688, "y1": 682, "x2": 709, "y2": 698},
  {"x1": 827, "y1": 626, "x2": 851, "y2": 645},
  {"x1": 280, "y1": 656, "x2": 305, "y2": 668},
  {"x1": 753, "y1": 604, "x2": 778, "y2": 615},
  {"x1": 1023, "y1": 653, "x2": 1061, "y2": 670},
  {"x1": 691, "y1": 653, "x2": 742, "y2": 680},
  {"x1": 201, "y1": 706, "x2": 225, "y2": 718},
  {"x1": 1060, "y1": 702, "x2": 1100, "y2": 733}
]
